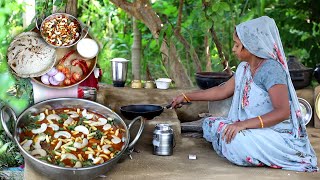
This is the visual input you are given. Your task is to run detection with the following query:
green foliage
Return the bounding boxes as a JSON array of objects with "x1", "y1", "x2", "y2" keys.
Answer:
[
  {"x1": 0, "y1": 100, "x2": 24, "y2": 169},
  {"x1": 0, "y1": 0, "x2": 31, "y2": 114},
  {"x1": 77, "y1": 0, "x2": 319, "y2": 84},
  {"x1": 2, "y1": 0, "x2": 320, "y2": 89},
  {"x1": 265, "y1": 0, "x2": 320, "y2": 68},
  {"x1": 0, "y1": 0, "x2": 30, "y2": 167}
]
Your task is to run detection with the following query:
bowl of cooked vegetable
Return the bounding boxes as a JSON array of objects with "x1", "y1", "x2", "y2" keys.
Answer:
[
  {"x1": 0, "y1": 98, "x2": 144, "y2": 180},
  {"x1": 38, "y1": 13, "x2": 88, "y2": 48}
]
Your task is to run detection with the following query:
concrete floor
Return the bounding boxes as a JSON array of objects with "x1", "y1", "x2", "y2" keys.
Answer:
[
  {"x1": 24, "y1": 85, "x2": 320, "y2": 179},
  {"x1": 101, "y1": 129, "x2": 320, "y2": 180},
  {"x1": 24, "y1": 116, "x2": 320, "y2": 180}
]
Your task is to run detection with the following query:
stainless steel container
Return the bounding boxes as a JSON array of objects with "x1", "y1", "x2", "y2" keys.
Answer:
[
  {"x1": 111, "y1": 58, "x2": 129, "y2": 87},
  {"x1": 152, "y1": 123, "x2": 174, "y2": 156},
  {"x1": 79, "y1": 86, "x2": 97, "y2": 101}
]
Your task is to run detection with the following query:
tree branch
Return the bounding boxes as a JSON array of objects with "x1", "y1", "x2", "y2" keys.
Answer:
[
  {"x1": 176, "y1": 0, "x2": 183, "y2": 32},
  {"x1": 111, "y1": 0, "x2": 162, "y2": 38},
  {"x1": 202, "y1": 0, "x2": 212, "y2": 72},
  {"x1": 173, "y1": 0, "x2": 202, "y2": 72},
  {"x1": 210, "y1": 22, "x2": 232, "y2": 75},
  {"x1": 110, "y1": 0, "x2": 134, "y2": 15}
]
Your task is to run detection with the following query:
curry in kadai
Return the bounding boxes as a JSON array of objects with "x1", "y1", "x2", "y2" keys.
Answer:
[{"x1": 19, "y1": 108, "x2": 124, "y2": 168}]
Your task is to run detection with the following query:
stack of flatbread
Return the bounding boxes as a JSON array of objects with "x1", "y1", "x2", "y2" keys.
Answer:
[{"x1": 7, "y1": 32, "x2": 56, "y2": 78}]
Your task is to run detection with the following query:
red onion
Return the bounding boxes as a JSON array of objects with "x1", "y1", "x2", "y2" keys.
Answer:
[
  {"x1": 49, "y1": 76, "x2": 60, "y2": 86},
  {"x1": 47, "y1": 67, "x2": 58, "y2": 76},
  {"x1": 53, "y1": 72, "x2": 65, "y2": 82},
  {"x1": 41, "y1": 74, "x2": 50, "y2": 85}
]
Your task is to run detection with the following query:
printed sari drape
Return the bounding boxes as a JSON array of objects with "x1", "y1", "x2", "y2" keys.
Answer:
[{"x1": 202, "y1": 16, "x2": 318, "y2": 172}]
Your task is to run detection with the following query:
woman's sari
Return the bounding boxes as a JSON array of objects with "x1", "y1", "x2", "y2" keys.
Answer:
[{"x1": 202, "y1": 16, "x2": 318, "y2": 172}]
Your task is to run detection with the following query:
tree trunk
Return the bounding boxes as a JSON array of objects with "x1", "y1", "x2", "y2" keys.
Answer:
[
  {"x1": 146, "y1": 65, "x2": 153, "y2": 80},
  {"x1": 160, "y1": 38, "x2": 192, "y2": 88},
  {"x1": 132, "y1": 17, "x2": 141, "y2": 80},
  {"x1": 53, "y1": 0, "x2": 77, "y2": 17},
  {"x1": 110, "y1": 0, "x2": 192, "y2": 87}
]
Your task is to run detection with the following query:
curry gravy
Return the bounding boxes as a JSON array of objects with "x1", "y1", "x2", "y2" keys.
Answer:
[{"x1": 19, "y1": 108, "x2": 124, "y2": 167}]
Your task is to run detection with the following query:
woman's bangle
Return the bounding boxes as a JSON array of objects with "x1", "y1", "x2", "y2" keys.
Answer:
[
  {"x1": 181, "y1": 93, "x2": 191, "y2": 102},
  {"x1": 258, "y1": 116, "x2": 264, "y2": 128}
]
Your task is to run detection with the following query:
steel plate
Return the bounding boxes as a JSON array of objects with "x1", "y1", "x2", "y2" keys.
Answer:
[
  {"x1": 298, "y1": 97, "x2": 312, "y2": 125},
  {"x1": 316, "y1": 93, "x2": 320, "y2": 120}
]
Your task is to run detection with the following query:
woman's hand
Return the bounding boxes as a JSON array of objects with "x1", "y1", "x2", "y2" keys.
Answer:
[
  {"x1": 171, "y1": 94, "x2": 186, "y2": 109},
  {"x1": 222, "y1": 121, "x2": 246, "y2": 144}
]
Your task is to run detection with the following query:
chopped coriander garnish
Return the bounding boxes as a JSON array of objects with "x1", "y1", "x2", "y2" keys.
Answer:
[
  {"x1": 83, "y1": 160, "x2": 93, "y2": 167},
  {"x1": 77, "y1": 117, "x2": 86, "y2": 126},
  {"x1": 24, "y1": 123, "x2": 41, "y2": 131},
  {"x1": 71, "y1": 159, "x2": 77, "y2": 164},
  {"x1": 67, "y1": 125, "x2": 76, "y2": 131},
  {"x1": 58, "y1": 161, "x2": 65, "y2": 167},
  {"x1": 93, "y1": 130, "x2": 103, "y2": 139},
  {"x1": 59, "y1": 114, "x2": 68, "y2": 120}
]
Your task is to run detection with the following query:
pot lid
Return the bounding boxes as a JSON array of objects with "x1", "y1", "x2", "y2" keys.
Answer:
[
  {"x1": 110, "y1": 58, "x2": 129, "y2": 62},
  {"x1": 287, "y1": 55, "x2": 309, "y2": 71}
]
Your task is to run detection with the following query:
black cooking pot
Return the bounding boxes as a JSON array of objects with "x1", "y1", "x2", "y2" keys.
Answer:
[
  {"x1": 287, "y1": 55, "x2": 313, "y2": 89},
  {"x1": 314, "y1": 64, "x2": 320, "y2": 84},
  {"x1": 195, "y1": 72, "x2": 232, "y2": 90},
  {"x1": 289, "y1": 69, "x2": 313, "y2": 89},
  {"x1": 120, "y1": 104, "x2": 164, "y2": 120}
]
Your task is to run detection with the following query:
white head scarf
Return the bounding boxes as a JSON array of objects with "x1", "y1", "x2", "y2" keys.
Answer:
[{"x1": 236, "y1": 16, "x2": 305, "y2": 138}]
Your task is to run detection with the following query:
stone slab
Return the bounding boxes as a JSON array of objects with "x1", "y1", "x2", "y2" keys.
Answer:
[
  {"x1": 208, "y1": 96, "x2": 233, "y2": 117},
  {"x1": 97, "y1": 84, "x2": 208, "y2": 122},
  {"x1": 125, "y1": 109, "x2": 181, "y2": 147}
]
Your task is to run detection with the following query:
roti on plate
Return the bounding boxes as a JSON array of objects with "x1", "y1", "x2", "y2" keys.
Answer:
[{"x1": 7, "y1": 32, "x2": 56, "y2": 78}]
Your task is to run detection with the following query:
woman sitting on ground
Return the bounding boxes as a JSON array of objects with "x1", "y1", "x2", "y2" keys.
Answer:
[{"x1": 171, "y1": 16, "x2": 318, "y2": 172}]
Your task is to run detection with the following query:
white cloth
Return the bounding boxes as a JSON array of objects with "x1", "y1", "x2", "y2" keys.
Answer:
[{"x1": 32, "y1": 80, "x2": 78, "y2": 103}]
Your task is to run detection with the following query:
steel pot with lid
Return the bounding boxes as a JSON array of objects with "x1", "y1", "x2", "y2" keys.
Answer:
[
  {"x1": 287, "y1": 55, "x2": 313, "y2": 89},
  {"x1": 0, "y1": 98, "x2": 145, "y2": 180}
]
